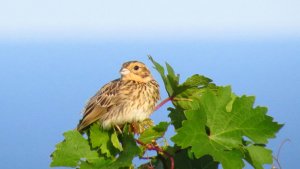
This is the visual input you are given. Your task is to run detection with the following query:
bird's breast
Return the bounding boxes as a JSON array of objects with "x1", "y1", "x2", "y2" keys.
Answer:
[{"x1": 101, "y1": 80, "x2": 159, "y2": 129}]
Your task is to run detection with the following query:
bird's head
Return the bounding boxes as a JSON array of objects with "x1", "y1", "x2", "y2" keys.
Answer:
[{"x1": 120, "y1": 61, "x2": 153, "y2": 83}]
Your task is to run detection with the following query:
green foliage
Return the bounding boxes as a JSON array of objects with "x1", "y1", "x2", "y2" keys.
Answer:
[
  {"x1": 50, "y1": 57, "x2": 283, "y2": 169},
  {"x1": 50, "y1": 131, "x2": 99, "y2": 167},
  {"x1": 139, "y1": 122, "x2": 169, "y2": 144},
  {"x1": 108, "y1": 132, "x2": 141, "y2": 169},
  {"x1": 172, "y1": 151, "x2": 219, "y2": 169},
  {"x1": 171, "y1": 87, "x2": 282, "y2": 169}
]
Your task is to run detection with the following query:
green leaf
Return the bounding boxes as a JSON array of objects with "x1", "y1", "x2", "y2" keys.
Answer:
[
  {"x1": 139, "y1": 149, "x2": 218, "y2": 169},
  {"x1": 50, "y1": 130, "x2": 99, "y2": 167},
  {"x1": 172, "y1": 109, "x2": 245, "y2": 169},
  {"x1": 166, "y1": 62, "x2": 180, "y2": 93},
  {"x1": 172, "y1": 86, "x2": 282, "y2": 169},
  {"x1": 166, "y1": 62, "x2": 176, "y2": 79},
  {"x1": 181, "y1": 74, "x2": 212, "y2": 87},
  {"x1": 139, "y1": 122, "x2": 169, "y2": 144},
  {"x1": 245, "y1": 145, "x2": 273, "y2": 169},
  {"x1": 89, "y1": 123, "x2": 108, "y2": 148},
  {"x1": 148, "y1": 55, "x2": 165, "y2": 81},
  {"x1": 173, "y1": 74, "x2": 217, "y2": 109},
  {"x1": 225, "y1": 93, "x2": 237, "y2": 112},
  {"x1": 148, "y1": 56, "x2": 169, "y2": 93},
  {"x1": 79, "y1": 157, "x2": 112, "y2": 169},
  {"x1": 231, "y1": 97, "x2": 283, "y2": 144},
  {"x1": 109, "y1": 133, "x2": 141, "y2": 168},
  {"x1": 168, "y1": 75, "x2": 217, "y2": 128},
  {"x1": 111, "y1": 131, "x2": 123, "y2": 151},
  {"x1": 173, "y1": 150, "x2": 218, "y2": 169},
  {"x1": 168, "y1": 107, "x2": 186, "y2": 129},
  {"x1": 149, "y1": 55, "x2": 179, "y2": 96},
  {"x1": 138, "y1": 158, "x2": 165, "y2": 169},
  {"x1": 89, "y1": 123, "x2": 116, "y2": 157}
]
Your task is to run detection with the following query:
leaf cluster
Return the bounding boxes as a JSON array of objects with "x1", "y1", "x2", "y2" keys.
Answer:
[{"x1": 50, "y1": 57, "x2": 283, "y2": 169}]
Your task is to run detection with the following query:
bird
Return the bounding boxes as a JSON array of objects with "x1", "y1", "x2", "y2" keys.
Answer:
[{"x1": 77, "y1": 61, "x2": 160, "y2": 132}]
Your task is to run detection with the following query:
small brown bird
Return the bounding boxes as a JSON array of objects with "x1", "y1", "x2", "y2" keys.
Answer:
[{"x1": 77, "y1": 61, "x2": 160, "y2": 132}]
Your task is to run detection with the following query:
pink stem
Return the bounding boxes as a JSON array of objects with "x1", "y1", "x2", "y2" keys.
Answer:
[
  {"x1": 154, "y1": 97, "x2": 173, "y2": 111},
  {"x1": 136, "y1": 139, "x2": 175, "y2": 169}
]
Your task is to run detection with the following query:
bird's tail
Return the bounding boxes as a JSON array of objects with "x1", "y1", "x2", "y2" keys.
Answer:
[{"x1": 77, "y1": 107, "x2": 103, "y2": 132}]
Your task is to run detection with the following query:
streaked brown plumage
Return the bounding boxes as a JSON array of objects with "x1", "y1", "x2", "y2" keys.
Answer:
[{"x1": 77, "y1": 61, "x2": 160, "y2": 132}]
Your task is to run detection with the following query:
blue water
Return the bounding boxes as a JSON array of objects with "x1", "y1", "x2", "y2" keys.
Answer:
[{"x1": 0, "y1": 38, "x2": 299, "y2": 169}]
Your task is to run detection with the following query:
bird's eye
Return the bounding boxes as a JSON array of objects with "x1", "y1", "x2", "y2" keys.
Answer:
[{"x1": 133, "y1": 65, "x2": 139, "y2": 70}]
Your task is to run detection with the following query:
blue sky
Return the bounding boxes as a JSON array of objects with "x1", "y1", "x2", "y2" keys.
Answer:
[
  {"x1": 0, "y1": 1, "x2": 300, "y2": 169},
  {"x1": 1, "y1": 0, "x2": 300, "y2": 40}
]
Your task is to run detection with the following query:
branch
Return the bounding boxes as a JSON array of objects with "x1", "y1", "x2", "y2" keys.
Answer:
[
  {"x1": 276, "y1": 138, "x2": 290, "y2": 161},
  {"x1": 154, "y1": 97, "x2": 174, "y2": 111},
  {"x1": 136, "y1": 139, "x2": 174, "y2": 169},
  {"x1": 273, "y1": 138, "x2": 291, "y2": 169}
]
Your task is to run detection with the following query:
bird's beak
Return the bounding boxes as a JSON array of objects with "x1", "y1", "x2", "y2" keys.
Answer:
[{"x1": 120, "y1": 68, "x2": 130, "y2": 75}]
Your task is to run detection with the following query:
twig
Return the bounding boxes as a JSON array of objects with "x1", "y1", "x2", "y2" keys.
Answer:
[
  {"x1": 136, "y1": 139, "x2": 174, "y2": 169},
  {"x1": 276, "y1": 139, "x2": 290, "y2": 162},
  {"x1": 154, "y1": 97, "x2": 174, "y2": 111},
  {"x1": 273, "y1": 138, "x2": 291, "y2": 169}
]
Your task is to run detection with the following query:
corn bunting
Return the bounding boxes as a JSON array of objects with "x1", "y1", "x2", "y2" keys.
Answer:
[{"x1": 77, "y1": 61, "x2": 160, "y2": 132}]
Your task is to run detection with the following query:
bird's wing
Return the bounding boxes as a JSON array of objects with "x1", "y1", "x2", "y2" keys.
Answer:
[{"x1": 77, "y1": 79, "x2": 121, "y2": 131}]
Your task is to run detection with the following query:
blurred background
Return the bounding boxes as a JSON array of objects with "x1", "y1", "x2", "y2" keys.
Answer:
[{"x1": 0, "y1": 0, "x2": 299, "y2": 168}]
